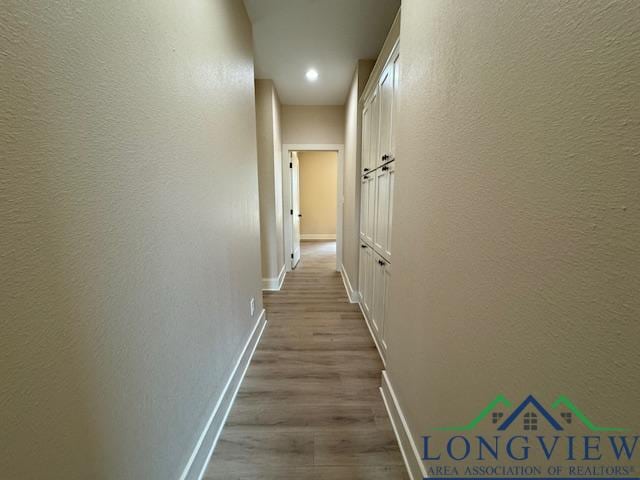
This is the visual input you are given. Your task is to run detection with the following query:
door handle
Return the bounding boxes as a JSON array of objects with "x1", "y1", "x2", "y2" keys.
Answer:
[
  {"x1": 382, "y1": 165, "x2": 389, "y2": 171},
  {"x1": 298, "y1": 214, "x2": 302, "y2": 217},
  {"x1": 363, "y1": 168, "x2": 370, "y2": 172},
  {"x1": 378, "y1": 260, "x2": 386, "y2": 266},
  {"x1": 361, "y1": 244, "x2": 367, "y2": 249}
]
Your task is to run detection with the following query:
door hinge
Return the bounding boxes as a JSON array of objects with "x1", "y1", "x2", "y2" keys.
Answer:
[
  {"x1": 291, "y1": 253, "x2": 294, "y2": 259},
  {"x1": 289, "y1": 162, "x2": 292, "y2": 168},
  {"x1": 290, "y1": 209, "x2": 293, "y2": 215}
]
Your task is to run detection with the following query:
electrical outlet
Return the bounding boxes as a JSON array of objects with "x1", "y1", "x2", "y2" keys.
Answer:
[{"x1": 250, "y1": 297, "x2": 255, "y2": 317}]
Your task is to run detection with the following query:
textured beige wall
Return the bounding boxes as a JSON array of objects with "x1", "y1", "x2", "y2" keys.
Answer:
[
  {"x1": 1, "y1": 1, "x2": 262, "y2": 478},
  {"x1": 281, "y1": 105, "x2": 345, "y2": 145},
  {"x1": 272, "y1": 86, "x2": 284, "y2": 272},
  {"x1": 342, "y1": 61, "x2": 375, "y2": 286},
  {"x1": 255, "y1": 79, "x2": 285, "y2": 280},
  {"x1": 388, "y1": 0, "x2": 640, "y2": 471},
  {"x1": 298, "y1": 151, "x2": 338, "y2": 236}
]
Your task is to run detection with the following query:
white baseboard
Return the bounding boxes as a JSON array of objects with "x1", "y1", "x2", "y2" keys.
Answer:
[
  {"x1": 300, "y1": 233, "x2": 336, "y2": 240},
  {"x1": 179, "y1": 308, "x2": 267, "y2": 480},
  {"x1": 262, "y1": 264, "x2": 286, "y2": 291},
  {"x1": 339, "y1": 264, "x2": 359, "y2": 304},
  {"x1": 380, "y1": 371, "x2": 427, "y2": 480}
]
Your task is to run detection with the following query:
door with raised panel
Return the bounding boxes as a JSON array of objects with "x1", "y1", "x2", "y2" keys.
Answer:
[
  {"x1": 360, "y1": 175, "x2": 368, "y2": 239},
  {"x1": 377, "y1": 62, "x2": 393, "y2": 167},
  {"x1": 380, "y1": 256, "x2": 391, "y2": 348},
  {"x1": 368, "y1": 88, "x2": 380, "y2": 173},
  {"x1": 358, "y1": 243, "x2": 367, "y2": 308},
  {"x1": 373, "y1": 165, "x2": 389, "y2": 254},
  {"x1": 361, "y1": 103, "x2": 372, "y2": 176},
  {"x1": 359, "y1": 243, "x2": 374, "y2": 317},
  {"x1": 363, "y1": 173, "x2": 375, "y2": 244},
  {"x1": 385, "y1": 161, "x2": 395, "y2": 259},
  {"x1": 371, "y1": 252, "x2": 388, "y2": 350},
  {"x1": 390, "y1": 48, "x2": 400, "y2": 161}
]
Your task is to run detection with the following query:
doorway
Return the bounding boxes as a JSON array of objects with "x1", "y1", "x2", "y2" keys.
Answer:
[
  {"x1": 290, "y1": 151, "x2": 302, "y2": 268},
  {"x1": 282, "y1": 144, "x2": 344, "y2": 272}
]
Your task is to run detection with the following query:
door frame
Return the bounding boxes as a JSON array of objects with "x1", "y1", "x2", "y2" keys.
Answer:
[{"x1": 282, "y1": 144, "x2": 344, "y2": 272}]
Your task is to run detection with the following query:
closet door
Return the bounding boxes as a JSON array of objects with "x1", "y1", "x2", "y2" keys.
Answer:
[
  {"x1": 359, "y1": 175, "x2": 369, "y2": 239},
  {"x1": 377, "y1": 62, "x2": 394, "y2": 168},
  {"x1": 358, "y1": 243, "x2": 366, "y2": 312},
  {"x1": 360, "y1": 243, "x2": 374, "y2": 317},
  {"x1": 361, "y1": 102, "x2": 372, "y2": 176},
  {"x1": 384, "y1": 161, "x2": 395, "y2": 259},
  {"x1": 380, "y1": 257, "x2": 391, "y2": 347},
  {"x1": 368, "y1": 88, "x2": 380, "y2": 173},
  {"x1": 364, "y1": 173, "x2": 375, "y2": 244},
  {"x1": 373, "y1": 165, "x2": 388, "y2": 255},
  {"x1": 371, "y1": 252, "x2": 389, "y2": 350},
  {"x1": 390, "y1": 48, "x2": 400, "y2": 161}
]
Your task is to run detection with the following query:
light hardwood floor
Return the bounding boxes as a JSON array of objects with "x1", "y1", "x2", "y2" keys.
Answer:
[{"x1": 204, "y1": 241, "x2": 407, "y2": 480}]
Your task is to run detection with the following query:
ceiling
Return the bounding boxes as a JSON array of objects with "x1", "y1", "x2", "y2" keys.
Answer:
[{"x1": 243, "y1": 0, "x2": 400, "y2": 105}]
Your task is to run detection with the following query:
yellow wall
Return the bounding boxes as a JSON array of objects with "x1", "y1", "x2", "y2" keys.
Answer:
[{"x1": 298, "y1": 151, "x2": 338, "y2": 237}]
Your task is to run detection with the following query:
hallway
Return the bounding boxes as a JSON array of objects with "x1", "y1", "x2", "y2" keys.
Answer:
[
  {"x1": 4, "y1": 1, "x2": 640, "y2": 478},
  {"x1": 204, "y1": 241, "x2": 407, "y2": 479}
]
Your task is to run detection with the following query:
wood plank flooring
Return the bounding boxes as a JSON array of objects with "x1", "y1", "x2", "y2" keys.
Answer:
[{"x1": 204, "y1": 241, "x2": 407, "y2": 480}]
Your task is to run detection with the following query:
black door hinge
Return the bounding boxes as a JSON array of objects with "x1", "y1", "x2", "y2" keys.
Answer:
[
  {"x1": 290, "y1": 209, "x2": 293, "y2": 215},
  {"x1": 291, "y1": 253, "x2": 294, "y2": 259},
  {"x1": 289, "y1": 162, "x2": 292, "y2": 168}
]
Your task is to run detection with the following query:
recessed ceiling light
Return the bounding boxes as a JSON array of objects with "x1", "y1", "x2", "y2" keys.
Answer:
[{"x1": 305, "y1": 69, "x2": 318, "y2": 82}]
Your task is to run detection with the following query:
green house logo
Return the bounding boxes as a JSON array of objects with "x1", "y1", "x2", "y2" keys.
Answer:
[{"x1": 434, "y1": 394, "x2": 626, "y2": 432}]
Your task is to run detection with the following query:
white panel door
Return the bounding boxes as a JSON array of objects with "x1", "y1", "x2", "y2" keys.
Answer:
[
  {"x1": 373, "y1": 165, "x2": 389, "y2": 254},
  {"x1": 378, "y1": 62, "x2": 393, "y2": 167},
  {"x1": 363, "y1": 173, "x2": 375, "y2": 244},
  {"x1": 291, "y1": 153, "x2": 301, "y2": 268},
  {"x1": 385, "y1": 161, "x2": 395, "y2": 259},
  {"x1": 390, "y1": 48, "x2": 400, "y2": 161},
  {"x1": 364, "y1": 245, "x2": 375, "y2": 318},
  {"x1": 380, "y1": 257, "x2": 391, "y2": 348},
  {"x1": 358, "y1": 242, "x2": 367, "y2": 307},
  {"x1": 361, "y1": 102, "x2": 372, "y2": 176},
  {"x1": 368, "y1": 88, "x2": 380, "y2": 172},
  {"x1": 371, "y1": 252, "x2": 388, "y2": 350},
  {"x1": 359, "y1": 175, "x2": 368, "y2": 239},
  {"x1": 358, "y1": 242, "x2": 373, "y2": 317}
]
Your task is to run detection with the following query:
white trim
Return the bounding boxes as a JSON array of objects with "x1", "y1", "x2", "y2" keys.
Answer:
[
  {"x1": 300, "y1": 233, "x2": 336, "y2": 240},
  {"x1": 282, "y1": 144, "x2": 344, "y2": 273},
  {"x1": 380, "y1": 370, "x2": 428, "y2": 480},
  {"x1": 262, "y1": 264, "x2": 286, "y2": 291},
  {"x1": 179, "y1": 309, "x2": 267, "y2": 480},
  {"x1": 357, "y1": 301, "x2": 386, "y2": 367},
  {"x1": 336, "y1": 144, "x2": 344, "y2": 274},
  {"x1": 339, "y1": 264, "x2": 359, "y2": 303}
]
